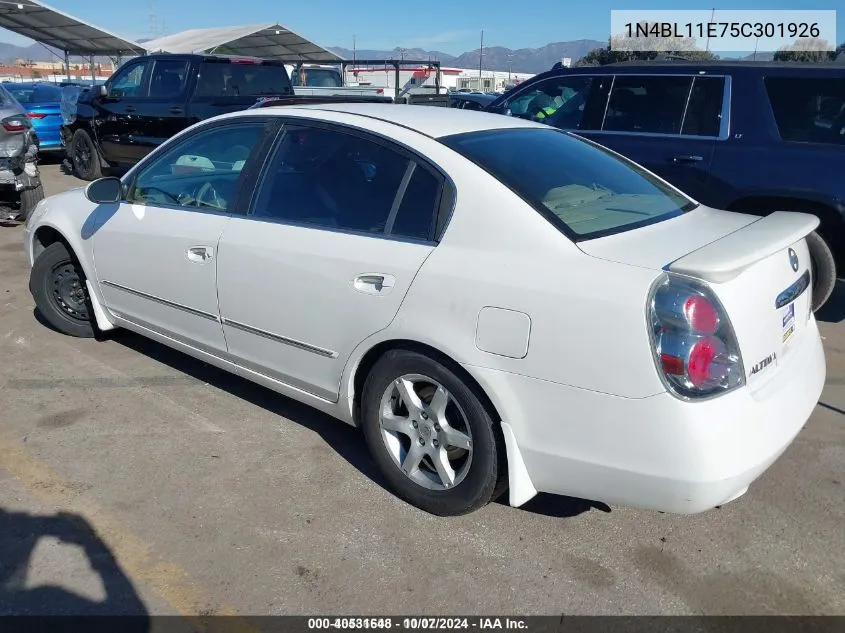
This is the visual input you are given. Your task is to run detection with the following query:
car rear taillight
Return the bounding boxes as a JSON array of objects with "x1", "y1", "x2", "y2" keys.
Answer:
[
  {"x1": 27, "y1": 112, "x2": 46, "y2": 119},
  {"x1": 2, "y1": 116, "x2": 30, "y2": 132},
  {"x1": 376, "y1": 88, "x2": 384, "y2": 94},
  {"x1": 649, "y1": 274, "x2": 744, "y2": 398}
]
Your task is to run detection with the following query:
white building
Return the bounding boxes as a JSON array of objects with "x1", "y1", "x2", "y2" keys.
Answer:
[{"x1": 343, "y1": 65, "x2": 535, "y2": 94}]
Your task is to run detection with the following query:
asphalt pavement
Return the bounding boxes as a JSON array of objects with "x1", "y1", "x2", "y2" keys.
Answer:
[{"x1": 0, "y1": 162, "x2": 843, "y2": 617}]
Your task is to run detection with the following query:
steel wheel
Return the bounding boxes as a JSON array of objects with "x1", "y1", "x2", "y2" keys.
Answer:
[
  {"x1": 378, "y1": 373, "x2": 474, "y2": 491},
  {"x1": 50, "y1": 261, "x2": 90, "y2": 322}
]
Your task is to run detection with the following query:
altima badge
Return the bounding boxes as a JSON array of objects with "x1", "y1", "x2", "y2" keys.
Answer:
[{"x1": 788, "y1": 248, "x2": 799, "y2": 272}]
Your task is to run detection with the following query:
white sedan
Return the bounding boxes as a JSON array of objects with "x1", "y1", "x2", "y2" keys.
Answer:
[{"x1": 24, "y1": 103, "x2": 825, "y2": 516}]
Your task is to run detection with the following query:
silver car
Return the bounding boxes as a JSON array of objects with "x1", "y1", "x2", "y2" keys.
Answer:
[{"x1": 0, "y1": 82, "x2": 44, "y2": 222}]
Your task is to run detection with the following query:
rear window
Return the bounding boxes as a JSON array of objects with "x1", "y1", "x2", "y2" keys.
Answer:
[
  {"x1": 440, "y1": 127, "x2": 696, "y2": 241},
  {"x1": 291, "y1": 67, "x2": 342, "y2": 87},
  {"x1": 5, "y1": 84, "x2": 62, "y2": 104},
  {"x1": 195, "y1": 61, "x2": 292, "y2": 97},
  {"x1": 765, "y1": 76, "x2": 845, "y2": 146}
]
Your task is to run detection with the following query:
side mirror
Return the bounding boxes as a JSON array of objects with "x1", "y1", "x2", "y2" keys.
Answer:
[
  {"x1": 85, "y1": 177, "x2": 122, "y2": 204},
  {"x1": 99, "y1": 84, "x2": 108, "y2": 98}
]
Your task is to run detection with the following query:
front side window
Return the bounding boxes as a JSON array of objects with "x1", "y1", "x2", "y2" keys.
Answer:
[
  {"x1": 506, "y1": 76, "x2": 597, "y2": 130},
  {"x1": 127, "y1": 122, "x2": 265, "y2": 212},
  {"x1": 108, "y1": 62, "x2": 149, "y2": 98},
  {"x1": 765, "y1": 76, "x2": 845, "y2": 146},
  {"x1": 252, "y1": 124, "x2": 442, "y2": 240},
  {"x1": 603, "y1": 75, "x2": 692, "y2": 135},
  {"x1": 442, "y1": 127, "x2": 696, "y2": 241}
]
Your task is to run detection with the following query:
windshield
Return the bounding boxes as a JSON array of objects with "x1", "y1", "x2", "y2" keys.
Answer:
[
  {"x1": 291, "y1": 68, "x2": 342, "y2": 88},
  {"x1": 5, "y1": 84, "x2": 62, "y2": 104},
  {"x1": 440, "y1": 127, "x2": 696, "y2": 241}
]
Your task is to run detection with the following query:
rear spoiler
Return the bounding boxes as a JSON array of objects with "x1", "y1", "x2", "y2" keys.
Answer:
[
  {"x1": 668, "y1": 211, "x2": 820, "y2": 283},
  {"x1": 250, "y1": 94, "x2": 394, "y2": 109}
]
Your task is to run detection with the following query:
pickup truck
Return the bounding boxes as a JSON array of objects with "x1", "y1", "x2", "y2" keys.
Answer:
[
  {"x1": 288, "y1": 64, "x2": 390, "y2": 99},
  {"x1": 61, "y1": 53, "x2": 299, "y2": 180}
]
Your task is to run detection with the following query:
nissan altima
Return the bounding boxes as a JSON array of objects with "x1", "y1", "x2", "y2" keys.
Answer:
[{"x1": 23, "y1": 103, "x2": 825, "y2": 516}]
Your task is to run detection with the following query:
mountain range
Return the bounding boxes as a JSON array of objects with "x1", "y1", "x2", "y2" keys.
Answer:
[
  {"x1": 0, "y1": 38, "x2": 775, "y2": 72},
  {"x1": 0, "y1": 38, "x2": 606, "y2": 73},
  {"x1": 327, "y1": 40, "x2": 605, "y2": 73}
]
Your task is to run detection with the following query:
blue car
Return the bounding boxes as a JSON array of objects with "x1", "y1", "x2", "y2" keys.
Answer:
[{"x1": 4, "y1": 82, "x2": 64, "y2": 153}]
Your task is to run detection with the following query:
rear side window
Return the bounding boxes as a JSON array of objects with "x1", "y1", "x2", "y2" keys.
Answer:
[
  {"x1": 765, "y1": 77, "x2": 845, "y2": 146},
  {"x1": 149, "y1": 59, "x2": 188, "y2": 98},
  {"x1": 682, "y1": 77, "x2": 725, "y2": 137},
  {"x1": 251, "y1": 124, "x2": 441, "y2": 240},
  {"x1": 442, "y1": 127, "x2": 696, "y2": 241},
  {"x1": 603, "y1": 75, "x2": 692, "y2": 134},
  {"x1": 195, "y1": 61, "x2": 292, "y2": 97}
]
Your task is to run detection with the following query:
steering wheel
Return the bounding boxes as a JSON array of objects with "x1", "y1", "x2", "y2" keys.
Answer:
[{"x1": 195, "y1": 181, "x2": 226, "y2": 210}]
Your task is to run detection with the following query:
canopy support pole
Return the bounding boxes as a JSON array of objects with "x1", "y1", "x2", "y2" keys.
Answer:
[{"x1": 64, "y1": 50, "x2": 70, "y2": 81}]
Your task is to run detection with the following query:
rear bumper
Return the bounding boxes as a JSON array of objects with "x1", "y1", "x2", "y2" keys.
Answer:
[{"x1": 467, "y1": 315, "x2": 826, "y2": 514}]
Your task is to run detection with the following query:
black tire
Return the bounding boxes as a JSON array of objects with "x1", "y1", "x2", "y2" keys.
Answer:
[
  {"x1": 30, "y1": 241, "x2": 95, "y2": 338},
  {"x1": 19, "y1": 183, "x2": 44, "y2": 223},
  {"x1": 361, "y1": 349, "x2": 508, "y2": 516},
  {"x1": 70, "y1": 129, "x2": 103, "y2": 181},
  {"x1": 807, "y1": 230, "x2": 836, "y2": 312}
]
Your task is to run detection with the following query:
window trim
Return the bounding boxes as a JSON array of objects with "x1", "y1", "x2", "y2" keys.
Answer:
[
  {"x1": 121, "y1": 116, "x2": 280, "y2": 217},
  {"x1": 592, "y1": 73, "x2": 732, "y2": 141},
  {"x1": 243, "y1": 116, "x2": 455, "y2": 246}
]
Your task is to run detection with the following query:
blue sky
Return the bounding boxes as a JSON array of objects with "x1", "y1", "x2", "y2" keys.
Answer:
[{"x1": 2, "y1": 0, "x2": 842, "y2": 54}]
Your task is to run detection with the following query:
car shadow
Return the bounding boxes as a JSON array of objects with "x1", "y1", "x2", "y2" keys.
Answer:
[
  {"x1": 107, "y1": 329, "x2": 607, "y2": 520},
  {"x1": 815, "y1": 278, "x2": 845, "y2": 324},
  {"x1": 0, "y1": 507, "x2": 149, "y2": 623},
  {"x1": 110, "y1": 329, "x2": 390, "y2": 493}
]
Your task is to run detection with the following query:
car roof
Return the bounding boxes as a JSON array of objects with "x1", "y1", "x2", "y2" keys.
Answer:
[{"x1": 249, "y1": 102, "x2": 545, "y2": 139}]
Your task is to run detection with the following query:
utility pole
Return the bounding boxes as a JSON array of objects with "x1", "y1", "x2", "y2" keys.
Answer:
[
  {"x1": 478, "y1": 29, "x2": 484, "y2": 80},
  {"x1": 507, "y1": 53, "x2": 513, "y2": 82},
  {"x1": 705, "y1": 8, "x2": 715, "y2": 52},
  {"x1": 353, "y1": 34, "x2": 356, "y2": 64}
]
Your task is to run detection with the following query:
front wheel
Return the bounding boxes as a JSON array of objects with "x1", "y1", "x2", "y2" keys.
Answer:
[
  {"x1": 70, "y1": 129, "x2": 103, "y2": 181},
  {"x1": 806, "y1": 230, "x2": 836, "y2": 312},
  {"x1": 361, "y1": 350, "x2": 507, "y2": 516},
  {"x1": 30, "y1": 241, "x2": 95, "y2": 338}
]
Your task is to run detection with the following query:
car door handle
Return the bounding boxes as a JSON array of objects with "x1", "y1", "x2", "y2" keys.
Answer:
[
  {"x1": 170, "y1": 107, "x2": 183, "y2": 114},
  {"x1": 353, "y1": 273, "x2": 396, "y2": 294},
  {"x1": 124, "y1": 106, "x2": 136, "y2": 113},
  {"x1": 672, "y1": 154, "x2": 703, "y2": 164},
  {"x1": 186, "y1": 246, "x2": 213, "y2": 263}
]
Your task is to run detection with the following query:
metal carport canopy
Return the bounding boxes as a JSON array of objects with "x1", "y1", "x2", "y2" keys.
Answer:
[
  {"x1": 0, "y1": 0, "x2": 145, "y2": 55},
  {"x1": 142, "y1": 23, "x2": 343, "y2": 63}
]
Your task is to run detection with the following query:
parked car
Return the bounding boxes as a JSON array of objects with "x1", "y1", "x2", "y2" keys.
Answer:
[
  {"x1": 24, "y1": 104, "x2": 825, "y2": 517},
  {"x1": 0, "y1": 83, "x2": 43, "y2": 221},
  {"x1": 486, "y1": 60, "x2": 845, "y2": 311},
  {"x1": 4, "y1": 82, "x2": 64, "y2": 154},
  {"x1": 448, "y1": 92, "x2": 497, "y2": 111},
  {"x1": 61, "y1": 53, "x2": 296, "y2": 181},
  {"x1": 288, "y1": 63, "x2": 390, "y2": 99}
]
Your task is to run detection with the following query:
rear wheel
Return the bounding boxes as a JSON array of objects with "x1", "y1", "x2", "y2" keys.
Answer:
[
  {"x1": 361, "y1": 349, "x2": 507, "y2": 516},
  {"x1": 30, "y1": 241, "x2": 95, "y2": 338},
  {"x1": 807, "y1": 230, "x2": 836, "y2": 312},
  {"x1": 70, "y1": 129, "x2": 103, "y2": 181}
]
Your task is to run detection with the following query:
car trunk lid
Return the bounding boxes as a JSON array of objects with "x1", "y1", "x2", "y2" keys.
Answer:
[{"x1": 579, "y1": 207, "x2": 819, "y2": 391}]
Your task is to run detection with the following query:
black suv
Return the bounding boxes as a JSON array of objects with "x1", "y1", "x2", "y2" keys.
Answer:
[
  {"x1": 61, "y1": 53, "x2": 293, "y2": 181},
  {"x1": 487, "y1": 60, "x2": 845, "y2": 310}
]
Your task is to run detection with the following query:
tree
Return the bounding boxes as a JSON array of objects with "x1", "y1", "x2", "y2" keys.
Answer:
[
  {"x1": 773, "y1": 37, "x2": 836, "y2": 62},
  {"x1": 576, "y1": 25, "x2": 717, "y2": 66},
  {"x1": 31, "y1": 69, "x2": 41, "y2": 79}
]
